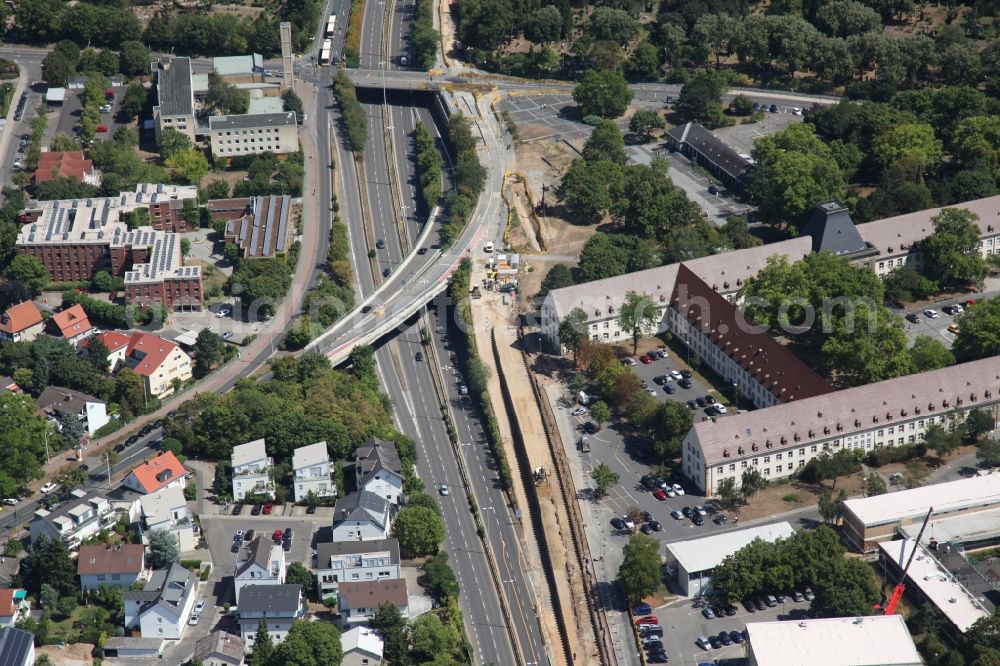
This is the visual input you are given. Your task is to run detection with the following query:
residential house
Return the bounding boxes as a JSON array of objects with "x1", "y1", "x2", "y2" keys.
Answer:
[
  {"x1": 78, "y1": 543, "x2": 147, "y2": 591},
  {"x1": 331, "y1": 491, "x2": 393, "y2": 542},
  {"x1": 80, "y1": 330, "x2": 130, "y2": 371},
  {"x1": 29, "y1": 489, "x2": 114, "y2": 548},
  {"x1": 0, "y1": 627, "x2": 35, "y2": 666},
  {"x1": 139, "y1": 485, "x2": 195, "y2": 552},
  {"x1": 354, "y1": 438, "x2": 404, "y2": 505},
  {"x1": 0, "y1": 589, "x2": 28, "y2": 629},
  {"x1": 33, "y1": 150, "x2": 100, "y2": 188},
  {"x1": 315, "y1": 538, "x2": 400, "y2": 603},
  {"x1": 123, "y1": 451, "x2": 188, "y2": 495},
  {"x1": 234, "y1": 537, "x2": 285, "y2": 604},
  {"x1": 122, "y1": 332, "x2": 193, "y2": 398},
  {"x1": 232, "y1": 439, "x2": 274, "y2": 501},
  {"x1": 36, "y1": 386, "x2": 110, "y2": 436},
  {"x1": 47, "y1": 304, "x2": 93, "y2": 346},
  {"x1": 124, "y1": 562, "x2": 198, "y2": 640},
  {"x1": 0, "y1": 558, "x2": 19, "y2": 589},
  {"x1": 193, "y1": 630, "x2": 245, "y2": 666},
  {"x1": 0, "y1": 376, "x2": 18, "y2": 393},
  {"x1": 237, "y1": 584, "x2": 303, "y2": 647},
  {"x1": 0, "y1": 301, "x2": 43, "y2": 343},
  {"x1": 342, "y1": 626, "x2": 383, "y2": 666},
  {"x1": 337, "y1": 580, "x2": 408, "y2": 627},
  {"x1": 292, "y1": 441, "x2": 334, "y2": 503},
  {"x1": 104, "y1": 485, "x2": 145, "y2": 524}
]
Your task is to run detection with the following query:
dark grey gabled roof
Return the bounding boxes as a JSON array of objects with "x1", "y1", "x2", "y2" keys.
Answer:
[
  {"x1": 236, "y1": 537, "x2": 274, "y2": 577},
  {"x1": 355, "y1": 437, "x2": 403, "y2": 484},
  {"x1": 152, "y1": 56, "x2": 193, "y2": 117},
  {"x1": 208, "y1": 112, "x2": 296, "y2": 131},
  {"x1": 666, "y1": 122, "x2": 752, "y2": 183},
  {"x1": 0, "y1": 627, "x2": 33, "y2": 666},
  {"x1": 238, "y1": 584, "x2": 301, "y2": 614},
  {"x1": 125, "y1": 563, "x2": 195, "y2": 617},
  {"x1": 316, "y1": 538, "x2": 400, "y2": 567},
  {"x1": 333, "y1": 490, "x2": 390, "y2": 528},
  {"x1": 801, "y1": 201, "x2": 872, "y2": 256}
]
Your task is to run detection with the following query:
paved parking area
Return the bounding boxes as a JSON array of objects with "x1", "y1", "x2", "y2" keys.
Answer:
[
  {"x1": 53, "y1": 83, "x2": 127, "y2": 142},
  {"x1": 200, "y1": 513, "x2": 323, "y2": 602},
  {"x1": 500, "y1": 94, "x2": 635, "y2": 141},
  {"x1": 649, "y1": 594, "x2": 811, "y2": 665}
]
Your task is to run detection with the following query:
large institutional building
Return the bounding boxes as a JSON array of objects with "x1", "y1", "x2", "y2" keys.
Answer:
[
  {"x1": 541, "y1": 195, "x2": 1000, "y2": 495},
  {"x1": 15, "y1": 184, "x2": 203, "y2": 310}
]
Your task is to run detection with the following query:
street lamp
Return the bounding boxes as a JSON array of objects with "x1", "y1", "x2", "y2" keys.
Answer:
[
  {"x1": 732, "y1": 381, "x2": 739, "y2": 411},
  {"x1": 685, "y1": 337, "x2": 690, "y2": 366}
]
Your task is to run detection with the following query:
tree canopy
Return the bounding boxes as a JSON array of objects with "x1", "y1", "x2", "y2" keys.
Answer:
[{"x1": 573, "y1": 69, "x2": 633, "y2": 118}]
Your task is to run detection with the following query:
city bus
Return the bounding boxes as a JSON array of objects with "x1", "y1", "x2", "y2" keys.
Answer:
[
  {"x1": 325, "y1": 15, "x2": 336, "y2": 38},
  {"x1": 319, "y1": 38, "x2": 332, "y2": 65}
]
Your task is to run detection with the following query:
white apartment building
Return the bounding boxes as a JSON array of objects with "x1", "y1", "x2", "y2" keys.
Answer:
[
  {"x1": 315, "y1": 538, "x2": 400, "y2": 602},
  {"x1": 292, "y1": 441, "x2": 335, "y2": 503},
  {"x1": 139, "y1": 485, "x2": 195, "y2": 552},
  {"x1": 354, "y1": 438, "x2": 404, "y2": 505},
  {"x1": 209, "y1": 112, "x2": 299, "y2": 159},
  {"x1": 232, "y1": 439, "x2": 275, "y2": 501},
  {"x1": 683, "y1": 357, "x2": 1000, "y2": 495},
  {"x1": 331, "y1": 491, "x2": 393, "y2": 542},
  {"x1": 151, "y1": 56, "x2": 196, "y2": 145},
  {"x1": 124, "y1": 563, "x2": 198, "y2": 640},
  {"x1": 234, "y1": 537, "x2": 285, "y2": 604},
  {"x1": 237, "y1": 585, "x2": 303, "y2": 647},
  {"x1": 29, "y1": 490, "x2": 115, "y2": 548}
]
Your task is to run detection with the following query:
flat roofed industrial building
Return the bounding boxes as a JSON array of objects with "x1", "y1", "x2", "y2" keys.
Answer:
[
  {"x1": 879, "y1": 539, "x2": 990, "y2": 636},
  {"x1": 842, "y1": 474, "x2": 1000, "y2": 552},
  {"x1": 746, "y1": 615, "x2": 921, "y2": 666},
  {"x1": 664, "y1": 521, "x2": 795, "y2": 596}
]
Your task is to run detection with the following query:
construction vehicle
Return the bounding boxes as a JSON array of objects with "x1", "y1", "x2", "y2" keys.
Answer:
[{"x1": 881, "y1": 506, "x2": 934, "y2": 615}]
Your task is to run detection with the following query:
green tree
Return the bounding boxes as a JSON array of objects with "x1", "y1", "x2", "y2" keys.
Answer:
[
  {"x1": 865, "y1": 473, "x2": 887, "y2": 496},
  {"x1": 587, "y1": 7, "x2": 639, "y2": 45},
  {"x1": 121, "y1": 81, "x2": 147, "y2": 120},
  {"x1": 953, "y1": 297, "x2": 1000, "y2": 362},
  {"x1": 811, "y1": 558, "x2": 879, "y2": 618},
  {"x1": 411, "y1": 613, "x2": 459, "y2": 662},
  {"x1": 5, "y1": 254, "x2": 49, "y2": 295},
  {"x1": 676, "y1": 70, "x2": 727, "y2": 127},
  {"x1": 556, "y1": 158, "x2": 623, "y2": 224},
  {"x1": 909, "y1": 336, "x2": 954, "y2": 373},
  {"x1": 392, "y1": 505, "x2": 445, "y2": 558},
  {"x1": 42, "y1": 51, "x2": 75, "y2": 87},
  {"x1": 817, "y1": 488, "x2": 846, "y2": 524},
  {"x1": 624, "y1": 41, "x2": 660, "y2": 81},
  {"x1": 646, "y1": 400, "x2": 694, "y2": 462},
  {"x1": 884, "y1": 265, "x2": 938, "y2": 303},
  {"x1": 114, "y1": 368, "x2": 147, "y2": 417},
  {"x1": 205, "y1": 72, "x2": 250, "y2": 115},
  {"x1": 618, "y1": 533, "x2": 661, "y2": 603},
  {"x1": 694, "y1": 13, "x2": 740, "y2": 69},
  {"x1": 821, "y1": 304, "x2": 913, "y2": 385},
  {"x1": 740, "y1": 467, "x2": 766, "y2": 502},
  {"x1": 629, "y1": 110, "x2": 665, "y2": 142},
  {"x1": 205, "y1": 180, "x2": 231, "y2": 200},
  {"x1": 49, "y1": 133, "x2": 78, "y2": 152},
  {"x1": 248, "y1": 618, "x2": 275, "y2": 666},
  {"x1": 720, "y1": 215, "x2": 762, "y2": 249},
  {"x1": 717, "y1": 477, "x2": 738, "y2": 506},
  {"x1": 618, "y1": 291, "x2": 659, "y2": 355},
  {"x1": 21, "y1": 536, "x2": 77, "y2": 598},
  {"x1": 873, "y1": 122, "x2": 943, "y2": 170},
  {"x1": 590, "y1": 400, "x2": 611, "y2": 425},
  {"x1": 57, "y1": 413, "x2": 85, "y2": 453},
  {"x1": 539, "y1": 264, "x2": 574, "y2": 297},
  {"x1": 591, "y1": 463, "x2": 620, "y2": 497},
  {"x1": 815, "y1": 0, "x2": 882, "y2": 37},
  {"x1": 147, "y1": 529, "x2": 179, "y2": 568},
  {"x1": 925, "y1": 424, "x2": 961, "y2": 459},
  {"x1": 194, "y1": 329, "x2": 226, "y2": 376},
  {"x1": 965, "y1": 409, "x2": 995, "y2": 443},
  {"x1": 558, "y1": 308, "x2": 589, "y2": 363},
  {"x1": 525, "y1": 6, "x2": 563, "y2": 43},
  {"x1": 424, "y1": 551, "x2": 460, "y2": 598},
  {"x1": 159, "y1": 127, "x2": 192, "y2": 160},
  {"x1": 281, "y1": 89, "x2": 304, "y2": 119},
  {"x1": 978, "y1": 439, "x2": 1000, "y2": 468},
  {"x1": 284, "y1": 561, "x2": 314, "y2": 598},
  {"x1": 119, "y1": 41, "x2": 151, "y2": 76},
  {"x1": 921, "y1": 208, "x2": 988, "y2": 290},
  {"x1": 167, "y1": 148, "x2": 209, "y2": 185},
  {"x1": 583, "y1": 120, "x2": 626, "y2": 165},
  {"x1": 573, "y1": 69, "x2": 633, "y2": 119}
]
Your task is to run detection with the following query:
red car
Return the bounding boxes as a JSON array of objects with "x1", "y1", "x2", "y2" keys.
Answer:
[
  {"x1": 652, "y1": 488, "x2": 668, "y2": 501},
  {"x1": 262, "y1": 502, "x2": 273, "y2": 515},
  {"x1": 635, "y1": 616, "x2": 659, "y2": 626},
  {"x1": 95, "y1": 124, "x2": 109, "y2": 133},
  {"x1": 272, "y1": 529, "x2": 283, "y2": 542},
  {"x1": 640, "y1": 355, "x2": 653, "y2": 364}
]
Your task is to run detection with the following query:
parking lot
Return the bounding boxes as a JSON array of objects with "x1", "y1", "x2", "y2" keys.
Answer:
[
  {"x1": 500, "y1": 94, "x2": 635, "y2": 142},
  {"x1": 899, "y1": 298, "x2": 984, "y2": 349},
  {"x1": 53, "y1": 83, "x2": 128, "y2": 141},
  {"x1": 645, "y1": 592, "x2": 812, "y2": 665},
  {"x1": 200, "y1": 512, "x2": 324, "y2": 602}
]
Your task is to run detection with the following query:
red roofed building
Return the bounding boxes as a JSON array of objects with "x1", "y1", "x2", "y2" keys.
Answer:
[
  {"x1": 47, "y1": 304, "x2": 93, "y2": 346},
  {"x1": 0, "y1": 588, "x2": 28, "y2": 628},
  {"x1": 122, "y1": 451, "x2": 188, "y2": 495},
  {"x1": 79, "y1": 330, "x2": 131, "y2": 371},
  {"x1": 0, "y1": 301, "x2": 44, "y2": 343},
  {"x1": 123, "y1": 332, "x2": 192, "y2": 397},
  {"x1": 32, "y1": 151, "x2": 100, "y2": 187}
]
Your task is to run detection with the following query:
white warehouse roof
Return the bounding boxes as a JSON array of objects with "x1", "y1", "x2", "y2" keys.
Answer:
[
  {"x1": 666, "y1": 521, "x2": 794, "y2": 574},
  {"x1": 746, "y1": 615, "x2": 921, "y2": 666},
  {"x1": 843, "y1": 474, "x2": 1000, "y2": 528},
  {"x1": 879, "y1": 539, "x2": 990, "y2": 633}
]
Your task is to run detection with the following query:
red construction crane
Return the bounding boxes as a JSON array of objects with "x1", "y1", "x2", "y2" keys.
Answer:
[{"x1": 882, "y1": 506, "x2": 934, "y2": 615}]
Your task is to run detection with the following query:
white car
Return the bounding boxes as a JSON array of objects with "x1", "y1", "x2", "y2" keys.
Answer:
[
  {"x1": 623, "y1": 518, "x2": 636, "y2": 529},
  {"x1": 670, "y1": 509, "x2": 684, "y2": 520},
  {"x1": 439, "y1": 484, "x2": 450, "y2": 496},
  {"x1": 671, "y1": 484, "x2": 685, "y2": 496},
  {"x1": 2, "y1": 498, "x2": 17, "y2": 506},
  {"x1": 656, "y1": 349, "x2": 668, "y2": 359},
  {"x1": 694, "y1": 505, "x2": 707, "y2": 516},
  {"x1": 194, "y1": 600, "x2": 206, "y2": 613},
  {"x1": 924, "y1": 309, "x2": 940, "y2": 319},
  {"x1": 571, "y1": 407, "x2": 588, "y2": 417},
  {"x1": 622, "y1": 358, "x2": 637, "y2": 367},
  {"x1": 646, "y1": 388, "x2": 656, "y2": 396},
  {"x1": 40, "y1": 482, "x2": 57, "y2": 494},
  {"x1": 188, "y1": 612, "x2": 201, "y2": 626},
  {"x1": 664, "y1": 487, "x2": 676, "y2": 498},
  {"x1": 669, "y1": 370, "x2": 682, "y2": 380},
  {"x1": 713, "y1": 404, "x2": 728, "y2": 415}
]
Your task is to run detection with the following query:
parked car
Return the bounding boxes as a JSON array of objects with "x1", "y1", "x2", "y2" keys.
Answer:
[
  {"x1": 652, "y1": 375, "x2": 667, "y2": 385},
  {"x1": 95, "y1": 124, "x2": 108, "y2": 133},
  {"x1": 439, "y1": 484, "x2": 450, "y2": 496},
  {"x1": 712, "y1": 514, "x2": 729, "y2": 524},
  {"x1": 571, "y1": 407, "x2": 588, "y2": 416},
  {"x1": 804, "y1": 587, "x2": 815, "y2": 600},
  {"x1": 656, "y1": 349, "x2": 668, "y2": 359},
  {"x1": 924, "y1": 309, "x2": 940, "y2": 319},
  {"x1": 40, "y1": 482, "x2": 57, "y2": 494},
  {"x1": 641, "y1": 475, "x2": 659, "y2": 490},
  {"x1": 273, "y1": 529, "x2": 284, "y2": 542},
  {"x1": 670, "y1": 509, "x2": 684, "y2": 520},
  {"x1": 682, "y1": 506, "x2": 694, "y2": 517},
  {"x1": 640, "y1": 355, "x2": 653, "y2": 364},
  {"x1": 640, "y1": 523, "x2": 654, "y2": 535},
  {"x1": 744, "y1": 598, "x2": 756, "y2": 613},
  {"x1": 905, "y1": 313, "x2": 920, "y2": 323},
  {"x1": 306, "y1": 505, "x2": 317, "y2": 514},
  {"x1": 1, "y1": 498, "x2": 16, "y2": 506},
  {"x1": 691, "y1": 514, "x2": 704, "y2": 526},
  {"x1": 244, "y1": 529, "x2": 255, "y2": 542},
  {"x1": 753, "y1": 598, "x2": 766, "y2": 611},
  {"x1": 664, "y1": 384, "x2": 677, "y2": 394},
  {"x1": 792, "y1": 590, "x2": 805, "y2": 602},
  {"x1": 232, "y1": 504, "x2": 244, "y2": 515},
  {"x1": 611, "y1": 517, "x2": 626, "y2": 530},
  {"x1": 652, "y1": 488, "x2": 668, "y2": 501},
  {"x1": 718, "y1": 631, "x2": 732, "y2": 646},
  {"x1": 730, "y1": 629, "x2": 745, "y2": 644},
  {"x1": 262, "y1": 503, "x2": 274, "y2": 515},
  {"x1": 669, "y1": 370, "x2": 682, "y2": 380},
  {"x1": 251, "y1": 504, "x2": 262, "y2": 515},
  {"x1": 233, "y1": 530, "x2": 244, "y2": 541},
  {"x1": 632, "y1": 603, "x2": 652, "y2": 616},
  {"x1": 679, "y1": 378, "x2": 693, "y2": 389},
  {"x1": 701, "y1": 607, "x2": 715, "y2": 619},
  {"x1": 696, "y1": 636, "x2": 712, "y2": 650},
  {"x1": 765, "y1": 594, "x2": 778, "y2": 607},
  {"x1": 708, "y1": 635, "x2": 722, "y2": 649},
  {"x1": 723, "y1": 604, "x2": 738, "y2": 616},
  {"x1": 694, "y1": 505, "x2": 707, "y2": 515},
  {"x1": 189, "y1": 612, "x2": 201, "y2": 625},
  {"x1": 648, "y1": 520, "x2": 662, "y2": 532},
  {"x1": 686, "y1": 400, "x2": 698, "y2": 410},
  {"x1": 195, "y1": 600, "x2": 206, "y2": 613},
  {"x1": 635, "y1": 616, "x2": 658, "y2": 626},
  {"x1": 671, "y1": 483, "x2": 685, "y2": 495}
]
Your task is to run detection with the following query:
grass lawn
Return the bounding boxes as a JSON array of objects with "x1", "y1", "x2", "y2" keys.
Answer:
[{"x1": 189, "y1": 260, "x2": 228, "y2": 302}]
